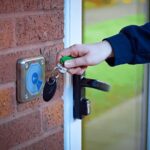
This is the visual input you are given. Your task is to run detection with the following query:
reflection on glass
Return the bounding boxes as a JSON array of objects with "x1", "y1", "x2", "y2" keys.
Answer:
[{"x1": 82, "y1": 0, "x2": 146, "y2": 150}]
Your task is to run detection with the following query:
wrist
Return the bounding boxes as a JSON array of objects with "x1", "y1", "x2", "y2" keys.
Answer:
[
  {"x1": 102, "y1": 40, "x2": 114, "y2": 59},
  {"x1": 101, "y1": 40, "x2": 114, "y2": 59}
]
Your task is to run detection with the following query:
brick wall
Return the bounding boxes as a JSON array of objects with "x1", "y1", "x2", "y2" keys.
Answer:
[{"x1": 0, "y1": 0, "x2": 64, "y2": 149}]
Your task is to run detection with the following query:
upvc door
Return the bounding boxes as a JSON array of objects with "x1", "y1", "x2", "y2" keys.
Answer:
[
  {"x1": 64, "y1": 1, "x2": 150, "y2": 150},
  {"x1": 82, "y1": 1, "x2": 148, "y2": 150}
]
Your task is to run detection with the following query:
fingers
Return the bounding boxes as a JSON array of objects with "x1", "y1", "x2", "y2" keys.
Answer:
[
  {"x1": 56, "y1": 44, "x2": 87, "y2": 62},
  {"x1": 56, "y1": 47, "x2": 72, "y2": 62},
  {"x1": 64, "y1": 56, "x2": 88, "y2": 68},
  {"x1": 56, "y1": 45, "x2": 76, "y2": 61},
  {"x1": 56, "y1": 44, "x2": 89, "y2": 75},
  {"x1": 68, "y1": 66, "x2": 87, "y2": 75}
]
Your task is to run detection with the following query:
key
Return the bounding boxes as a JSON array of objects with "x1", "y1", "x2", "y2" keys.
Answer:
[
  {"x1": 56, "y1": 63, "x2": 67, "y2": 74},
  {"x1": 43, "y1": 76, "x2": 57, "y2": 102},
  {"x1": 60, "y1": 56, "x2": 74, "y2": 65},
  {"x1": 56, "y1": 56, "x2": 74, "y2": 74},
  {"x1": 43, "y1": 56, "x2": 74, "y2": 101}
]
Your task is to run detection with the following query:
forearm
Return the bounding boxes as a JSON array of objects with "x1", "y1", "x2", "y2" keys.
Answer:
[{"x1": 104, "y1": 22, "x2": 150, "y2": 66}]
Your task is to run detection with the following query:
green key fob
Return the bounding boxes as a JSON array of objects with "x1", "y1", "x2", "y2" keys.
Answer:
[{"x1": 60, "y1": 56, "x2": 74, "y2": 65}]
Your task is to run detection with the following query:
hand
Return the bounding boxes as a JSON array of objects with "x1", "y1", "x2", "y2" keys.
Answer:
[{"x1": 57, "y1": 41, "x2": 113, "y2": 75}]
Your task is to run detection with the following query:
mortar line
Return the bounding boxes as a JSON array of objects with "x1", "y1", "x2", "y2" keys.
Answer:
[
  {"x1": 0, "y1": 9, "x2": 63, "y2": 19},
  {"x1": 0, "y1": 39, "x2": 63, "y2": 56},
  {"x1": 10, "y1": 126, "x2": 63, "y2": 150}
]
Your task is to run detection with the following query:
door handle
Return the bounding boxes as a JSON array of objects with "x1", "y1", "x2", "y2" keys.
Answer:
[
  {"x1": 73, "y1": 75, "x2": 111, "y2": 119},
  {"x1": 81, "y1": 77, "x2": 110, "y2": 91}
]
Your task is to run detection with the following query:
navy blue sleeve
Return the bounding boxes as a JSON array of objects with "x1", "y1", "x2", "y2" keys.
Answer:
[{"x1": 105, "y1": 22, "x2": 150, "y2": 66}]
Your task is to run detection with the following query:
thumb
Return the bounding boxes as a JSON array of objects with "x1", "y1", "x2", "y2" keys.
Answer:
[{"x1": 64, "y1": 57, "x2": 87, "y2": 68}]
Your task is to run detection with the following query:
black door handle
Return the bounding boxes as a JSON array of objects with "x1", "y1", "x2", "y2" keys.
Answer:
[
  {"x1": 81, "y1": 77, "x2": 110, "y2": 92},
  {"x1": 73, "y1": 75, "x2": 111, "y2": 119}
]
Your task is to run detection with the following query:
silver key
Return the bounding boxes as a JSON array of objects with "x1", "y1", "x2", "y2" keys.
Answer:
[{"x1": 56, "y1": 63, "x2": 68, "y2": 74}]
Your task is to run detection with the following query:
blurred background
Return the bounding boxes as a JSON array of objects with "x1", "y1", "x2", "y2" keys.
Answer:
[{"x1": 82, "y1": 0, "x2": 147, "y2": 150}]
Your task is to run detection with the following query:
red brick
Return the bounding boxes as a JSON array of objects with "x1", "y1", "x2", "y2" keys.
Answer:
[
  {"x1": 42, "y1": 0, "x2": 64, "y2": 10},
  {"x1": 0, "y1": 0, "x2": 64, "y2": 14},
  {"x1": 42, "y1": 100, "x2": 63, "y2": 131},
  {"x1": 17, "y1": 96, "x2": 42, "y2": 112},
  {"x1": 20, "y1": 0, "x2": 64, "y2": 11},
  {"x1": 0, "y1": 111, "x2": 41, "y2": 149},
  {"x1": 40, "y1": 42, "x2": 64, "y2": 76},
  {"x1": 0, "y1": 0, "x2": 14, "y2": 14},
  {"x1": 22, "y1": 130, "x2": 64, "y2": 150},
  {"x1": 0, "y1": 49, "x2": 41, "y2": 84},
  {"x1": 16, "y1": 11, "x2": 64, "y2": 46},
  {"x1": 17, "y1": 81, "x2": 63, "y2": 112},
  {"x1": 13, "y1": 0, "x2": 43, "y2": 12},
  {"x1": 0, "y1": 19, "x2": 15, "y2": 50},
  {"x1": 0, "y1": 84, "x2": 16, "y2": 118}
]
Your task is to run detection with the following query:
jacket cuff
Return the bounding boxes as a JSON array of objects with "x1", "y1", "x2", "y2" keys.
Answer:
[{"x1": 104, "y1": 33, "x2": 134, "y2": 66}]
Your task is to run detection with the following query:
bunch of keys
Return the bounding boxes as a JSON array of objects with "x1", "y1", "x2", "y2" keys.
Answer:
[{"x1": 43, "y1": 56, "x2": 74, "y2": 102}]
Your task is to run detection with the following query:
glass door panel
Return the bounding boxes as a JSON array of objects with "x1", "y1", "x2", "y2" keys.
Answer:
[{"x1": 82, "y1": 0, "x2": 147, "y2": 150}]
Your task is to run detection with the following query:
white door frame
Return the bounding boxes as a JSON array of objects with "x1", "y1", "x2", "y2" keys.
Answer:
[
  {"x1": 64, "y1": 0, "x2": 82, "y2": 150},
  {"x1": 147, "y1": 64, "x2": 150, "y2": 150}
]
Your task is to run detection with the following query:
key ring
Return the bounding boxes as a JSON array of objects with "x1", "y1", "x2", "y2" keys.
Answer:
[
  {"x1": 51, "y1": 67, "x2": 60, "y2": 79},
  {"x1": 56, "y1": 63, "x2": 68, "y2": 74}
]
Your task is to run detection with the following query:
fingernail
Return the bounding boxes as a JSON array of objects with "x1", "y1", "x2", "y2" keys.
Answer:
[{"x1": 64, "y1": 61, "x2": 73, "y2": 68}]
